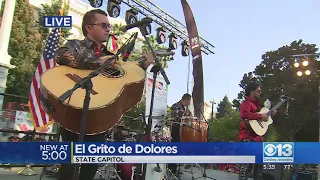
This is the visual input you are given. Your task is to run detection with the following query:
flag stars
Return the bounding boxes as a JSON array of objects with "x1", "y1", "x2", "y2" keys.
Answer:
[{"x1": 31, "y1": 28, "x2": 60, "y2": 128}]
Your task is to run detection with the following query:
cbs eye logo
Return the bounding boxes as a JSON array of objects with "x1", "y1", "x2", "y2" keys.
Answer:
[{"x1": 263, "y1": 143, "x2": 293, "y2": 157}]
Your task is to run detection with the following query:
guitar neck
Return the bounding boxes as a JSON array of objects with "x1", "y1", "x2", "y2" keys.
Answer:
[{"x1": 267, "y1": 99, "x2": 287, "y2": 116}]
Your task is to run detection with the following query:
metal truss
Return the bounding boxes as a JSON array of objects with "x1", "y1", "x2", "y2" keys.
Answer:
[{"x1": 119, "y1": 0, "x2": 215, "y2": 55}]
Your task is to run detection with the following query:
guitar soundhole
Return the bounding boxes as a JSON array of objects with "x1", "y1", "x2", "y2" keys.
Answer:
[{"x1": 101, "y1": 67, "x2": 125, "y2": 78}]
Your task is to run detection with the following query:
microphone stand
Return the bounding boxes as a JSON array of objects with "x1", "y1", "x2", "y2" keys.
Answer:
[
  {"x1": 199, "y1": 109, "x2": 214, "y2": 141},
  {"x1": 138, "y1": 25, "x2": 170, "y2": 179},
  {"x1": 194, "y1": 109, "x2": 216, "y2": 180},
  {"x1": 57, "y1": 32, "x2": 137, "y2": 180}
]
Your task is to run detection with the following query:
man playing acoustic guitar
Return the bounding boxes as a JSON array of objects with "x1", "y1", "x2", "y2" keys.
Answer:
[
  {"x1": 55, "y1": 9, "x2": 153, "y2": 180},
  {"x1": 238, "y1": 82, "x2": 276, "y2": 180}
]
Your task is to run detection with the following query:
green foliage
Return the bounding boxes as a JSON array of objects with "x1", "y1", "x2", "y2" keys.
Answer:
[
  {"x1": 232, "y1": 72, "x2": 259, "y2": 110},
  {"x1": 37, "y1": 0, "x2": 71, "y2": 46},
  {"x1": 4, "y1": 0, "x2": 42, "y2": 103},
  {"x1": 233, "y1": 40, "x2": 319, "y2": 141},
  {"x1": 209, "y1": 110, "x2": 240, "y2": 142},
  {"x1": 122, "y1": 101, "x2": 172, "y2": 132},
  {"x1": 112, "y1": 25, "x2": 172, "y2": 69},
  {"x1": 122, "y1": 99, "x2": 145, "y2": 131},
  {"x1": 216, "y1": 95, "x2": 233, "y2": 119},
  {"x1": 111, "y1": 23, "x2": 126, "y2": 48},
  {"x1": 140, "y1": 35, "x2": 172, "y2": 68},
  {"x1": 264, "y1": 126, "x2": 279, "y2": 142}
]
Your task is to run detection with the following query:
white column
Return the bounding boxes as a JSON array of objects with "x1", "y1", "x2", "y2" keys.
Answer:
[
  {"x1": 0, "y1": 0, "x2": 3, "y2": 11},
  {"x1": 0, "y1": 0, "x2": 16, "y2": 66},
  {"x1": 0, "y1": 0, "x2": 16, "y2": 109}
]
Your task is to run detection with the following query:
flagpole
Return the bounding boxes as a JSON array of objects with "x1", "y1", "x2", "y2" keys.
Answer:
[
  {"x1": 59, "y1": 1, "x2": 64, "y2": 41},
  {"x1": 187, "y1": 48, "x2": 191, "y2": 93}
]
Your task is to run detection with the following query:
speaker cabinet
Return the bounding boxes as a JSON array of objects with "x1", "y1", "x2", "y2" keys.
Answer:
[{"x1": 296, "y1": 170, "x2": 317, "y2": 180}]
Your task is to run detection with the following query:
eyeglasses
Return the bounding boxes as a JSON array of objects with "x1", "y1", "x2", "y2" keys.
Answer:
[{"x1": 89, "y1": 23, "x2": 113, "y2": 29}]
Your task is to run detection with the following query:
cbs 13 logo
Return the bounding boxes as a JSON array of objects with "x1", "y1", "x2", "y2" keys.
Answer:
[{"x1": 263, "y1": 143, "x2": 294, "y2": 157}]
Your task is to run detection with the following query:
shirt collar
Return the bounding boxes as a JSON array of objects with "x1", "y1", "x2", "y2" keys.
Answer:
[
  {"x1": 179, "y1": 101, "x2": 185, "y2": 107},
  {"x1": 247, "y1": 96, "x2": 260, "y2": 105},
  {"x1": 84, "y1": 37, "x2": 106, "y2": 50}
]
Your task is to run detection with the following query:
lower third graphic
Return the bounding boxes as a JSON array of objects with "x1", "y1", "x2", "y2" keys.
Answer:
[{"x1": 263, "y1": 142, "x2": 294, "y2": 163}]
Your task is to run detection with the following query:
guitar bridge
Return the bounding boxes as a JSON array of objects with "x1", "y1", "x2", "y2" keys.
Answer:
[{"x1": 258, "y1": 122, "x2": 264, "y2": 128}]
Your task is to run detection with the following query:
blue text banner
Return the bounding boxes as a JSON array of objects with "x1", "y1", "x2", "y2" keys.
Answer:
[{"x1": 0, "y1": 142, "x2": 318, "y2": 164}]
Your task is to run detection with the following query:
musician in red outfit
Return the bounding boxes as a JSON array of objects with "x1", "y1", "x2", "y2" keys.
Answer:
[{"x1": 238, "y1": 82, "x2": 276, "y2": 180}]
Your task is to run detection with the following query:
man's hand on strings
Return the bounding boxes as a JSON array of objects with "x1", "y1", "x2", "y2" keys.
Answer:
[{"x1": 100, "y1": 56, "x2": 121, "y2": 69}]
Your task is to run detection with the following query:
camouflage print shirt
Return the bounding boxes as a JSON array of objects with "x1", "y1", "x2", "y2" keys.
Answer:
[
  {"x1": 55, "y1": 37, "x2": 146, "y2": 69},
  {"x1": 170, "y1": 101, "x2": 192, "y2": 122}
]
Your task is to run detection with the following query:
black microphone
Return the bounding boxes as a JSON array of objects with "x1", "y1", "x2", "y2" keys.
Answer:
[
  {"x1": 155, "y1": 50, "x2": 175, "y2": 57},
  {"x1": 154, "y1": 164, "x2": 162, "y2": 173},
  {"x1": 123, "y1": 33, "x2": 138, "y2": 62},
  {"x1": 154, "y1": 124, "x2": 161, "y2": 128},
  {"x1": 122, "y1": 18, "x2": 153, "y2": 31}
]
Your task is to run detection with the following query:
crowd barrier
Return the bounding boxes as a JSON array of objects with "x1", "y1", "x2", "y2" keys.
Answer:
[{"x1": 0, "y1": 92, "x2": 57, "y2": 176}]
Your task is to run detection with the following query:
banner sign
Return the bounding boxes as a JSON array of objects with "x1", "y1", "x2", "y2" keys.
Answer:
[
  {"x1": 144, "y1": 65, "x2": 169, "y2": 131},
  {"x1": 181, "y1": 0, "x2": 204, "y2": 119},
  {"x1": 0, "y1": 142, "x2": 318, "y2": 164},
  {"x1": 14, "y1": 111, "x2": 53, "y2": 138}
]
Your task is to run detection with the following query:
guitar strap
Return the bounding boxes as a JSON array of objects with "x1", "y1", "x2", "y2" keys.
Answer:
[{"x1": 241, "y1": 119, "x2": 251, "y2": 131}]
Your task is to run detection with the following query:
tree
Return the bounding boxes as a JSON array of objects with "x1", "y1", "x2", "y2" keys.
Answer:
[
  {"x1": 233, "y1": 40, "x2": 319, "y2": 141},
  {"x1": 111, "y1": 23, "x2": 127, "y2": 48},
  {"x1": 108, "y1": 22, "x2": 172, "y2": 69},
  {"x1": 37, "y1": 0, "x2": 71, "y2": 46},
  {"x1": 4, "y1": 0, "x2": 43, "y2": 103},
  {"x1": 141, "y1": 35, "x2": 172, "y2": 68},
  {"x1": 122, "y1": 99, "x2": 145, "y2": 131},
  {"x1": 216, "y1": 95, "x2": 233, "y2": 119},
  {"x1": 232, "y1": 72, "x2": 259, "y2": 110},
  {"x1": 209, "y1": 110, "x2": 239, "y2": 142}
]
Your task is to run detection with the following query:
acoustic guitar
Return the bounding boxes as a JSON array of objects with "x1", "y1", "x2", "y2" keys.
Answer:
[
  {"x1": 247, "y1": 97, "x2": 288, "y2": 136},
  {"x1": 40, "y1": 56, "x2": 146, "y2": 135}
]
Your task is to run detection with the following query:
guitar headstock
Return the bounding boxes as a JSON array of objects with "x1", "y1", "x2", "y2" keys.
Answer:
[
  {"x1": 264, "y1": 99, "x2": 271, "y2": 109},
  {"x1": 279, "y1": 95, "x2": 290, "y2": 104},
  {"x1": 268, "y1": 95, "x2": 291, "y2": 112}
]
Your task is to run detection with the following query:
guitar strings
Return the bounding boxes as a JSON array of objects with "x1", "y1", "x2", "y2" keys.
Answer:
[{"x1": 100, "y1": 56, "x2": 147, "y2": 77}]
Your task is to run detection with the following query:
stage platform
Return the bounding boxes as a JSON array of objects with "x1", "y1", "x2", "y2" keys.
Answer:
[{"x1": 0, "y1": 166, "x2": 251, "y2": 180}]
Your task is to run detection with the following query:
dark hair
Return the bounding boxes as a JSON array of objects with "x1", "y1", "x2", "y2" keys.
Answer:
[
  {"x1": 82, "y1": 9, "x2": 108, "y2": 37},
  {"x1": 245, "y1": 82, "x2": 261, "y2": 96},
  {"x1": 182, "y1": 93, "x2": 192, "y2": 100}
]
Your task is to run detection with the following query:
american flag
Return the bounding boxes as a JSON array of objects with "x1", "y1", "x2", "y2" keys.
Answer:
[{"x1": 29, "y1": 28, "x2": 60, "y2": 129}]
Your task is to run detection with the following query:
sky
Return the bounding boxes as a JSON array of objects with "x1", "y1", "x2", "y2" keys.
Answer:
[{"x1": 82, "y1": 0, "x2": 320, "y2": 107}]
